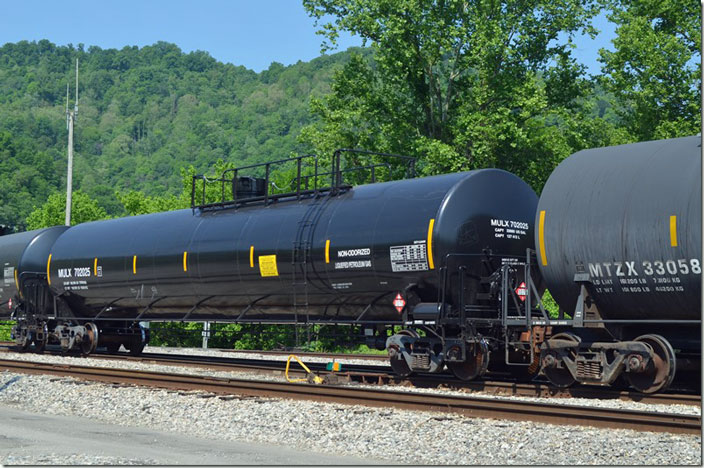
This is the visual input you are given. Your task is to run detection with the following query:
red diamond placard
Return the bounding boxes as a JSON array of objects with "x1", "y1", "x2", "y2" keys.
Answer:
[
  {"x1": 515, "y1": 281, "x2": 527, "y2": 302},
  {"x1": 393, "y1": 293, "x2": 406, "y2": 313}
]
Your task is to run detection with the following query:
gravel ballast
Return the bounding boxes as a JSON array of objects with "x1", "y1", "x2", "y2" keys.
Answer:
[{"x1": 0, "y1": 349, "x2": 700, "y2": 465}]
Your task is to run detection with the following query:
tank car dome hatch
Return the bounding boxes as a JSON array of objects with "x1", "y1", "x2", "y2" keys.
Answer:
[
  {"x1": 536, "y1": 135, "x2": 701, "y2": 322},
  {"x1": 232, "y1": 176, "x2": 267, "y2": 199}
]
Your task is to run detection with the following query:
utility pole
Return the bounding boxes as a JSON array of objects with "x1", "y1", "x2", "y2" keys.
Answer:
[
  {"x1": 65, "y1": 58, "x2": 78, "y2": 226},
  {"x1": 202, "y1": 321, "x2": 210, "y2": 349}
]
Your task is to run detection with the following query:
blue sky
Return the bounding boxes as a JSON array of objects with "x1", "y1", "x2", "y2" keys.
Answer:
[{"x1": 0, "y1": 0, "x2": 614, "y2": 74}]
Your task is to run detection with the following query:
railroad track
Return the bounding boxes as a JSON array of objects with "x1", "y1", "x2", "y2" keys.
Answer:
[
  {"x1": 107, "y1": 351, "x2": 701, "y2": 407},
  {"x1": 0, "y1": 358, "x2": 699, "y2": 435},
  {"x1": 1, "y1": 343, "x2": 699, "y2": 407}
]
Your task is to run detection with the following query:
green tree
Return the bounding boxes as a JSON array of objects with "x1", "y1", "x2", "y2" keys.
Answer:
[
  {"x1": 117, "y1": 190, "x2": 185, "y2": 216},
  {"x1": 25, "y1": 191, "x2": 109, "y2": 229},
  {"x1": 302, "y1": 0, "x2": 605, "y2": 189},
  {"x1": 598, "y1": 0, "x2": 701, "y2": 139}
]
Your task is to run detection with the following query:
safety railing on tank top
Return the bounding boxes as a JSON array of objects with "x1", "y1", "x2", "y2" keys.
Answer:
[{"x1": 190, "y1": 149, "x2": 417, "y2": 210}]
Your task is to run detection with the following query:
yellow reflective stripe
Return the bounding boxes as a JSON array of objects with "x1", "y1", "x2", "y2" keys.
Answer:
[
  {"x1": 183, "y1": 251, "x2": 188, "y2": 272},
  {"x1": 47, "y1": 254, "x2": 52, "y2": 285},
  {"x1": 539, "y1": 210, "x2": 548, "y2": 266},
  {"x1": 249, "y1": 246, "x2": 255, "y2": 268},
  {"x1": 670, "y1": 215, "x2": 678, "y2": 247},
  {"x1": 325, "y1": 239, "x2": 330, "y2": 264},
  {"x1": 15, "y1": 268, "x2": 22, "y2": 299},
  {"x1": 93, "y1": 257, "x2": 98, "y2": 276},
  {"x1": 132, "y1": 255, "x2": 137, "y2": 274},
  {"x1": 427, "y1": 218, "x2": 435, "y2": 270}
]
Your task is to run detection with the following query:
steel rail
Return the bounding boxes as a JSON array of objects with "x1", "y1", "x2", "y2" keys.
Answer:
[{"x1": 0, "y1": 358, "x2": 699, "y2": 435}]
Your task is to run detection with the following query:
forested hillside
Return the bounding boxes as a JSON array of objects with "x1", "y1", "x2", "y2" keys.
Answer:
[{"x1": 0, "y1": 40, "x2": 364, "y2": 228}]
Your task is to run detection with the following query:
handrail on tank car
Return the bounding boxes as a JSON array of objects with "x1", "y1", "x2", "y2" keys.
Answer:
[
  {"x1": 191, "y1": 149, "x2": 418, "y2": 210},
  {"x1": 438, "y1": 250, "x2": 704, "y2": 328},
  {"x1": 438, "y1": 252, "x2": 505, "y2": 324},
  {"x1": 301, "y1": 163, "x2": 393, "y2": 188},
  {"x1": 332, "y1": 148, "x2": 417, "y2": 187}
]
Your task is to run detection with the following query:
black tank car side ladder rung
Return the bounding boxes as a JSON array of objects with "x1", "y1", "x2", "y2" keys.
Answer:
[
  {"x1": 291, "y1": 196, "x2": 319, "y2": 345},
  {"x1": 291, "y1": 192, "x2": 336, "y2": 346}
]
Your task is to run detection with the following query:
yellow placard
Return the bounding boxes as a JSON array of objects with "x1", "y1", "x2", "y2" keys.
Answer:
[{"x1": 259, "y1": 254, "x2": 279, "y2": 277}]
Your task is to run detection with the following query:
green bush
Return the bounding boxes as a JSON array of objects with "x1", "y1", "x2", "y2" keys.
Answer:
[
  {"x1": 541, "y1": 289, "x2": 561, "y2": 319},
  {"x1": 0, "y1": 321, "x2": 13, "y2": 341}
]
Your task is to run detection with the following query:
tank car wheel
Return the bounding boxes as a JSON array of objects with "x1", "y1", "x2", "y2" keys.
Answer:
[
  {"x1": 397, "y1": 329, "x2": 419, "y2": 339},
  {"x1": 126, "y1": 333, "x2": 146, "y2": 356},
  {"x1": 15, "y1": 325, "x2": 32, "y2": 352},
  {"x1": 626, "y1": 334, "x2": 676, "y2": 394},
  {"x1": 447, "y1": 340, "x2": 489, "y2": 381},
  {"x1": 17, "y1": 334, "x2": 31, "y2": 353},
  {"x1": 125, "y1": 324, "x2": 148, "y2": 356},
  {"x1": 33, "y1": 339, "x2": 47, "y2": 354},
  {"x1": 542, "y1": 333, "x2": 579, "y2": 388},
  {"x1": 388, "y1": 329, "x2": 418, "y2": 377},
  {"x1": 80, "y1": 322, "x2": 99, "y2": 356},
  {"x1": 32, "y1": 322, "x2": 49, "y2": 354}
]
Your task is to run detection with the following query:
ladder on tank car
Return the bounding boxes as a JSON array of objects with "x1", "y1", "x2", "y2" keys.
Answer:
[{"x1": 291, "y1": 193, "x2": 333, "y2": 346}]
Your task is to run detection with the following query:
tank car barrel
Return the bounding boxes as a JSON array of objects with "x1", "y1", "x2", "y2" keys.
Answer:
[{"x1": 537, "y1": 136, "x2": 701, "y2": 323}]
